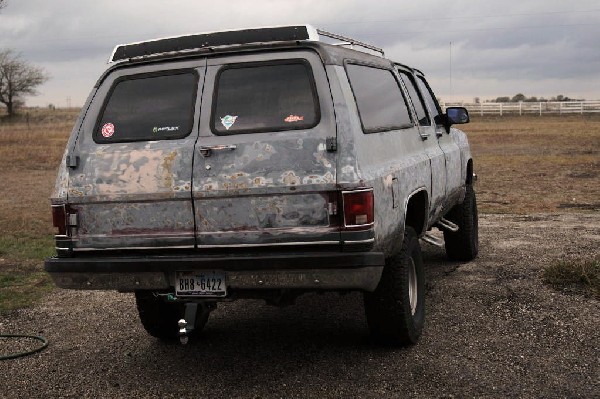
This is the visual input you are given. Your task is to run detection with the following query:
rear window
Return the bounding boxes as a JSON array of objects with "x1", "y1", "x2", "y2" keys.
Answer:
[
  {"x1": 95, "y1": 71, "x2": 197, "y2": 143},
  {"x1": 345, "y1": 64, "x2": 413, "y2": 133},
  {"x1": 211, "y1": 61, "x2": 319, "y2": 135}
]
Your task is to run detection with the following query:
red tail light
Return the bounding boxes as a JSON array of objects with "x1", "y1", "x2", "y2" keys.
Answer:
[
  {"x1": 51, "y1": 205, "x2": 67, "y2": 236},
  {"x1": 342, "y1": 189, "x2": 374, "y2": 227}
]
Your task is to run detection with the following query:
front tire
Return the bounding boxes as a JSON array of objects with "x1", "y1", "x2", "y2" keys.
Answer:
[
  {"x1": 135, "y1": 291, "x2": 209, "y2": 341},
  {"x1": 364, "y1": 226, "x2": 425, "y2": 346},
  {"x1": 444, "y1": 184, "x2": 479, "y2": 261}
]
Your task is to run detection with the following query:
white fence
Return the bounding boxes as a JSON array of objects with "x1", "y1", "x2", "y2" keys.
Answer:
[{"x1": 441, "y1": 100, "x2": 600, "y2": 116}]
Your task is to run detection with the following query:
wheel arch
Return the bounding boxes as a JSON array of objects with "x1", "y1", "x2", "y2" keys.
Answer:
[
  {"x1": 403, "y1": 188, "x2": 429, "y2": 238},
  {"x1": 466, "y1": 158, "x2": 474, "y2": 185}
]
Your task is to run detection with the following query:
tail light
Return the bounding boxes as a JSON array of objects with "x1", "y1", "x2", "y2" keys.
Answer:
[
  {"x1": 51, "y1": 205, "x2": 67, "y2": 236},
  {"x1": 342, "y1": 189, "x2": 374, "y2": 227}
]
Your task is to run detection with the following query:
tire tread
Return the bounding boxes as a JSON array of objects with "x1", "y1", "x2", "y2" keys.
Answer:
[{"x1": 444, "y1": 184, "x2": 479, "y2": 261}]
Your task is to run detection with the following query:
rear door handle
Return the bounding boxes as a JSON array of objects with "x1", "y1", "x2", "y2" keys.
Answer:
[{"x1": 199, "y1": 145, "x2": 237, "y2": 157}]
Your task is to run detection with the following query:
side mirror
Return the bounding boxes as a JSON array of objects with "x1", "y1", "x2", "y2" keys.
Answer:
[{"x1": 446, "y1": 107, "x2": 470, "y2": 125}]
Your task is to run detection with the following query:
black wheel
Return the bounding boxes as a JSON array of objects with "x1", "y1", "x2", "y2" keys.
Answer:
[
  {"x1": 135, "y1": 291, "x2": 209, "y2": 341},
  {"x1": 364, "y1": 226, "x2": 425, "y2": 346},
  {"x1": 443, "y1": 184, "x2": 479, "y2": 261}
]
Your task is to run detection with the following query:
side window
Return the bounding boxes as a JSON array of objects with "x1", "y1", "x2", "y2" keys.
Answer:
[
  {"x1": 416, "y1": 76, "x2": 442, "y2": 125},
  {"x1": 211, "y1": 61, "x2": 319, "y2": 135},
  {"x1": 398, "y1": 71, "x2": 430, "y2": 126},
  {"x1": 345, "y1": 63, "x2": 413, "y2": 133},
  {"x1": 95, "y1": 71, "x2": 197, "y2": 143}
]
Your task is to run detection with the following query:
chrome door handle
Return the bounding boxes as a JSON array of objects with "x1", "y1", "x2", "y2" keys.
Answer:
[{"x1": 199, "y1": 144, "x2": 237, "y2": 157}]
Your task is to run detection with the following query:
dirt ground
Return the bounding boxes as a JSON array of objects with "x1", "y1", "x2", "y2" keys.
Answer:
[
  {"x1": 1, "y1": 112, "x2": 598, "y2": 397},
  {"x1": 1, "y1": 212, "x2": 598, "y2": 398}
]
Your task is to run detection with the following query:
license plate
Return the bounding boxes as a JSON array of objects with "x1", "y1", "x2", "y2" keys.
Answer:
[{"x1": 175, "y1": 271, "x2": 227, "y2": 297}]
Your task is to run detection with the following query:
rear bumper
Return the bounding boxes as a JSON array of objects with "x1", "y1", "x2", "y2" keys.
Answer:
[{"x1": 44, "y1": 252, "x2": 385, "y2": 293}]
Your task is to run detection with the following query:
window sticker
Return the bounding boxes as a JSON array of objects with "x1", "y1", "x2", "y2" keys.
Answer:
[
  {"x1": 101, "y1": 123, "x2": 115, "y2": 138},
  {"x1": 220, "y1": 115, "x2": 238, "y2": 130},
  {"x1": 153, "y1": 126, "x2": 180, "y2": 133},
  {"x1": 284, "y1": 114, "x2": 304, "y2": 123}
]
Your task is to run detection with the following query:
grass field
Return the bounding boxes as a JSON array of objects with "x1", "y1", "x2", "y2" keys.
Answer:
[
  {"x1": 468, "y1": 115, "x2": 600, "y2": 213},
  {"x1": 0, "y1": 108, "x2": 78, "y2": 313},
  {"x1": 0, "y1": 109, "x2": 599, "y2": 312}
]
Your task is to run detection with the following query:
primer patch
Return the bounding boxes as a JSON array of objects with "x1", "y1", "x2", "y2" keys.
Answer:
[
  {"x1": 101, "y1": 123, "x2": 115, "y2": 138},
  {"x1": 220, "y1": 115, "x2": 238, "y2": 130}
]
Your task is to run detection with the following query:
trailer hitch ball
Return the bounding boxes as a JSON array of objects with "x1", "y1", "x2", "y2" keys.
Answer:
[
  {"x1": 178, "y1": 302, "x2": 199, "y2": 345},
  {"x1": 178, "y1": 319, "x2": 189, "y2": 345}
]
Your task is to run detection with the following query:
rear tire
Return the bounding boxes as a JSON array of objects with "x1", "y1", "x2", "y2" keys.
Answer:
[
  {"x1": 443, "y1": 184, "x2": 479, "y2": 261},
  {"x1": 364, "y1": 227, "x2": 425, "y2": 346},
  {"x1": 135, "y1": 291, "x2": 209, "y2": 341}
]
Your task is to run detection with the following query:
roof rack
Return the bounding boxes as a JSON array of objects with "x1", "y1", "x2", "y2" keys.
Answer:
[
  {"x1": 108, "y1": 24, "x2": 384, "y2": 63},
  {"x1": 315, "y1": 29, "x2": 384, "y2": 57}
]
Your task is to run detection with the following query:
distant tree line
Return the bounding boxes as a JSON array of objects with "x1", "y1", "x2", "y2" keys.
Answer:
[{"x1": 485, "y1": 93, "x2": 577, "y2": 103}]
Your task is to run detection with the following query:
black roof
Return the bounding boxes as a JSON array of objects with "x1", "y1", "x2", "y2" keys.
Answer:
[
  {"x1": 98, "y1": 25, "x2": 425, "y2": 86},
  {"x1": 110, "y1": 26, "x2": 315, "y2": 62}
]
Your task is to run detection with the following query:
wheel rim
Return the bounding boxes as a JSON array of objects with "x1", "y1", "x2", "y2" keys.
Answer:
[{"x1": 408, "y1": 257, "x2": 418, "y2": 315}]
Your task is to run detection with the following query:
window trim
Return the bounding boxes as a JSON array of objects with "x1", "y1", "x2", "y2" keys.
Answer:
[
  {"x1": 344, "y1": 61, "x2": 414, "y2": 134},
  {"x1": 209, "y1": 59, "x2": 321, "y2": 136},
  {"x1": 397, "y1": 69, "x2": 431, "y2": 127},
  {"x1": 93, "y1": 69, "x2": 199, "y2": 144},
  {"x1": 415, "y1": 75, "x2": 444, "y2": 127}
]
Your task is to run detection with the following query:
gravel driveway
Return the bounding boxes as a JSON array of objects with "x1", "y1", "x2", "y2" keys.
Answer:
[{"x1": 1, "y1": 213, "x2": 599, "y2": 398}]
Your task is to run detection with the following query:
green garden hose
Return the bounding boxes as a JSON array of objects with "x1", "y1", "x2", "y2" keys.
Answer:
[{"x1": 0, "y1": 334, "x2": 48, "y2": 360}]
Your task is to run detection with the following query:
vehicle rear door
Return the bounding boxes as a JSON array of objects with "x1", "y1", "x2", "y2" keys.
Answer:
[
  {"x1": 192, "y1": 50, "x2": 339, "y2": 248},
  {"x1": 65, "y1": 60, "x2": 206, "y2": 251}
]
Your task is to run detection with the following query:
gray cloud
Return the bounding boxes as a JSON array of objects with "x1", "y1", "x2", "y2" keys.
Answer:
[{"x1": 1, "y1": 0, "x2": 598, "y2": 106}]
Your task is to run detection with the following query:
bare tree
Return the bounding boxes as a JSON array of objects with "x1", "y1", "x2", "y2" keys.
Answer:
[
  {"x1": 0, "y1": 0, "x2": 6, "y2": 10},
  {"x1": 0, "y1": 49, "x2": 49, "y2": 116}
]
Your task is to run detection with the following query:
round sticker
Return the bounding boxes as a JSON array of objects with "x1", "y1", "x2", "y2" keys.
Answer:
[{"x1": 101, "y1": 123, "x2": 115, "y2": 138}]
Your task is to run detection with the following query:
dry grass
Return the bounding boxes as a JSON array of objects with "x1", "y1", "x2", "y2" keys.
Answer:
[
  {"x1": 467, "y1": 115, "x2": 600, "y2": 213},
  {"x1": 0, "y1": 109, "x2": 599, "y2": 312},
  {"x1": 0, "y1": 108, "x2": 76, "y2": 313},
  {"x1": 0, "y1": 108, "x2": 75, "y2": 238},
  {"x1": 543, "y1": 259, "x2": 600, "y2": 299}
]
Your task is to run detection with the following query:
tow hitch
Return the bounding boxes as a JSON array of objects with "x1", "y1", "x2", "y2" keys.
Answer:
[{"x1": 178, "y1": 302, "x2": 199, "y2": 345}]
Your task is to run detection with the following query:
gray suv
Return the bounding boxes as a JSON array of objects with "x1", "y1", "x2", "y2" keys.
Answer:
[{"x1": 45, "y1": 25, "x2": 478, "y2": 346}]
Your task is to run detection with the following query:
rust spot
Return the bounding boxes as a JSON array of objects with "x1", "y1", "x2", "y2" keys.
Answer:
[
  {"x1": 69, "y1": 189, "x2": 84, "y2": 197},
  {"x1": 282, "y1": 171, "x2": 300, "y2": 185},
  {"x1": 160, "y1": 151, "x2": 177, "y2": 189}
]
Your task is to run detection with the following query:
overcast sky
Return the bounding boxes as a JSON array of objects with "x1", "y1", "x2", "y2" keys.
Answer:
[{"x1": 1, "y1": 0, "x2": 599, "y2": 107}]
